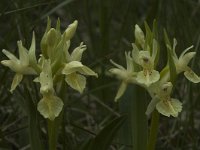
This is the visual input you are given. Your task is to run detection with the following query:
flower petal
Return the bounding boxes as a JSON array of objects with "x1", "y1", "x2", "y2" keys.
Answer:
[
  {"x1": 132, "y1": 43, "x2": 140, "y2": 65},
  {"x1": 156, "y1": 100, "x2": 171, "y2": 117},
  {"x1": 10, "y1": 73, "x2": 23, "y2": 93},
  {"x1": 62, "y1": 61, "x2": 83, "y2": 75},
  {"x1": 136, "y1": 70, "x2": 160, "y2": 87},
  {"x1": 2, "y1": 49, "x2": 18, "y2": 62},
  {"x1": 125, "y1": 51, "x2": 134, "y2": 72},
  {"x1": 39, "y1": 59, "x2": 54, "y2": 94},
  {"x1": 152, "y1": 39, "x2": 158, "y2": 62},
  {"x1": 78, "y1": 66, "x2": 98, "y2": 77},
  {"x1": 70, "y1": 42, "x2": 86, "y2": 61},
  {"x1": 62, "y1": 61, "x2": 97, "y2": 77},
  {"x1": 114, "y1": 82, "x2": 127, "y2": 102},
  {"x1": 1, "y1": 60, "x2": 20, "y2": 72},
  {"x1": 110, "y1": 59, "x2": 125, "y2": 70},
  {"x1": 184, "y1": 68, "x2": 200, "y2": 83},
  {"x1": 109, "y1": 68, "x2": 129, "y2": 80},
  {"x1": 170, "y1": 98, "x2": 182, "y2": 117},
  {"x1": 156, "y1": 99, "x2": 182, "y2": 117},
  {"x1": 65, "y1": 73, "x2": 86, "y2": 93},
  {"x1": 146, "y1": 96, "x2": 160, "y2": 116},
  {"x1": 179, "y1": 52, "x2": 196, "y2": 68},
  {"x1": 29, "y1": 32, "x2": 37, "y2": 65},
  {"x1": 179, "y1": 45, "x2": 194, "y2": 58},
  {"x1": 172, "y1": 38, "x2": 178, "y2": 60},
  {"x1": 17, "y1": 41, "x2": 29, "y2": 66},
  {"x1": 37, "y1": 95, "x2": 64, "y2": 121}
]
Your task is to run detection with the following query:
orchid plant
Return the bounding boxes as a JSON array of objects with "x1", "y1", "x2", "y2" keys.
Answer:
[
  {"x1": 109, "y1": 23, "x2": 200, "y2": 118},
  {"x1": 1, "y1": 18, "x2": 98, "y2": 121}
]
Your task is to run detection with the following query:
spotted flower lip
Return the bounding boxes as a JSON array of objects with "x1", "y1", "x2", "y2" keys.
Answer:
[
  {"x1": 146, "y1": 82, "x2": 182, "y2": 117},
  {"x1": 132, "y1": 39, "x2": 160, "y2": 87},
  {"x1": 109, "y1": 52, "x2": 137, "y2": 101},
  {"x1": 171, "y1": 39, "x2": 200, "y2": 83}
]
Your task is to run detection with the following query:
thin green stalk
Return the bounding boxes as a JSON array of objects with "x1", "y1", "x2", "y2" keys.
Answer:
[
  {"x1": 147, "y1": 110, "x2": 160, "y2": 150},
  {"x1": 48, "y1": 120, "x2": 57, "y2": 150}
]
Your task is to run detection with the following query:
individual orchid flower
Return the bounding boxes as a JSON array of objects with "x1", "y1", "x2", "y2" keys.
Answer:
[
  {"x1": 170, "y1": 39, "x2": 200, "y2": 83},
  {"x1": 109, "y1": 52, "x2": 137, "y2": 101},
  {"x1": 146, "y1": 82, "x2": 182, "y2": 117},
  {"x1": 62, "y1": 43, "x2": 98, "y2": 93},
  {"x1": 132, "y1": 39, "x2": 160, "y2": 87},
  {"x1": 1, "y1": 34, "x2": 36, "y2": 92},
  {"x1": 37, "y1": 59, "x2": 63, "y2": 121}
]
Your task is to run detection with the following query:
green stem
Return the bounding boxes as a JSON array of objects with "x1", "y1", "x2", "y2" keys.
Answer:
[
  {"x1": 48, "y1": 120, "x2": 57, "y2": 150},
  {"x1": 147, "y1": 110, "x2": 160, "y2": 150}
]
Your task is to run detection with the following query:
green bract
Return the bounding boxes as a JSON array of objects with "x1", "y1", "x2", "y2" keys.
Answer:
[
  {"x1": 1, "y1": 18, "x2": 97, "y2": 121},
  {"x1": 135, "y1": 24, "x2": 145, "y2": 48}
]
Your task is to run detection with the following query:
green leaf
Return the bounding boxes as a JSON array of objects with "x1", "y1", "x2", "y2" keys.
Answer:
[
  {"x1": 164, "y1": 30, "x2": 177, "y2": 83},
  {"x1": 79, "y1": 115, "x2": 126, "y2": 150},
  {"x1": 119, "y1": 85, "x2": 148, "y2": 150}
]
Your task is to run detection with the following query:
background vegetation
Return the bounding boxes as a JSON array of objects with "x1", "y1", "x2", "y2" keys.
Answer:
[{"x1": 0, "y1": 0, "x2": 200, "y2": 149}]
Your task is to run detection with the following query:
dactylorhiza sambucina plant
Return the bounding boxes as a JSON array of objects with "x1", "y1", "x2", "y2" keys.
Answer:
[
  {"x1": 1, "y1": 18, "x2": 98, "y2": 121},
  {"x1": 109, "y1": 23, "x2": 200, "y2": 118}
]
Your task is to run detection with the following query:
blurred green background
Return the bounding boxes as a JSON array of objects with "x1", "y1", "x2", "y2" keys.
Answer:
[{"x1": 0, "y1": 0, "x2": 200, "y2": 149}]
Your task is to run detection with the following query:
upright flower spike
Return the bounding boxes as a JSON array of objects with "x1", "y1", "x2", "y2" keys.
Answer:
[
  {"x1": 146, "y1": 82, "x2": 182, "y2": 117},
  {"x1": 37, "y1": 59, "x2": 63, "y2": 121},
  {"x1": 132, "y1": 40, "x2": 160, "y2": 87},
  {"x1": 171, "y1": 39, "x2": 200, "y2": 83},
  {"x1": 1, "y1": 39, "x2": 36, "y2": 92},
  {"x1": 109, "y1": 52, "x2": 137, "y2": 101},
  {"x1": 62, "y1": 43, "x2": 98, "y2": 93}
]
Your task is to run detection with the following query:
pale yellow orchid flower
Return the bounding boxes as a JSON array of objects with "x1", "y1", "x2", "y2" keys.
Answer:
[
  {"x1": 62, "y1": 43, "x2": 98, "y2": 93},
  {"x1": 146, "y1": 82, "x2": 182, "y2": 117},
  {"x1": 1, "y1": 34, "x2": 36, "y2": 92},
  {"x1": 109, "y1": 52, "x2": 137, "y2": 101},
  {"x1": 171, "y1": 39, "x2": 200, "y2": 83},
  {"x1": 132, "y1": 40, "x2": 160, "y2": 87}
]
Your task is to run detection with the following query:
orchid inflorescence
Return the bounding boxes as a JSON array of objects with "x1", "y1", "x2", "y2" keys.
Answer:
[
  {"x1": 1, "y1": 19, "x2": 199, "y2": 119},
  {"x1": 1, "y1": 18, "x2": 98, "y2": 120},
  {"x1": 109, "y1": 22, "x2": 200, "y2": 117}
]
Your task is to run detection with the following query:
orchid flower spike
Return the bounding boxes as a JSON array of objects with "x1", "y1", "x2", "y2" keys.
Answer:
[
  {"x1": 62, "y1": 43, "x2": 98, "y2": 93},
  {"x1": 109, "y1": 52, "x2": 137, "y2": 101},
  {"x1": 1, "y1": 34, "x2": 36, "y2": 92},
  {"x1": 132, "y1": 39, "x2": 160, "y2": 87},
  {"x1": 146, "y1": 82, "x2": 182, "y2": 117},
  {"x1": 171, "y1": 39, "x2": 200, "y2": 83}
]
